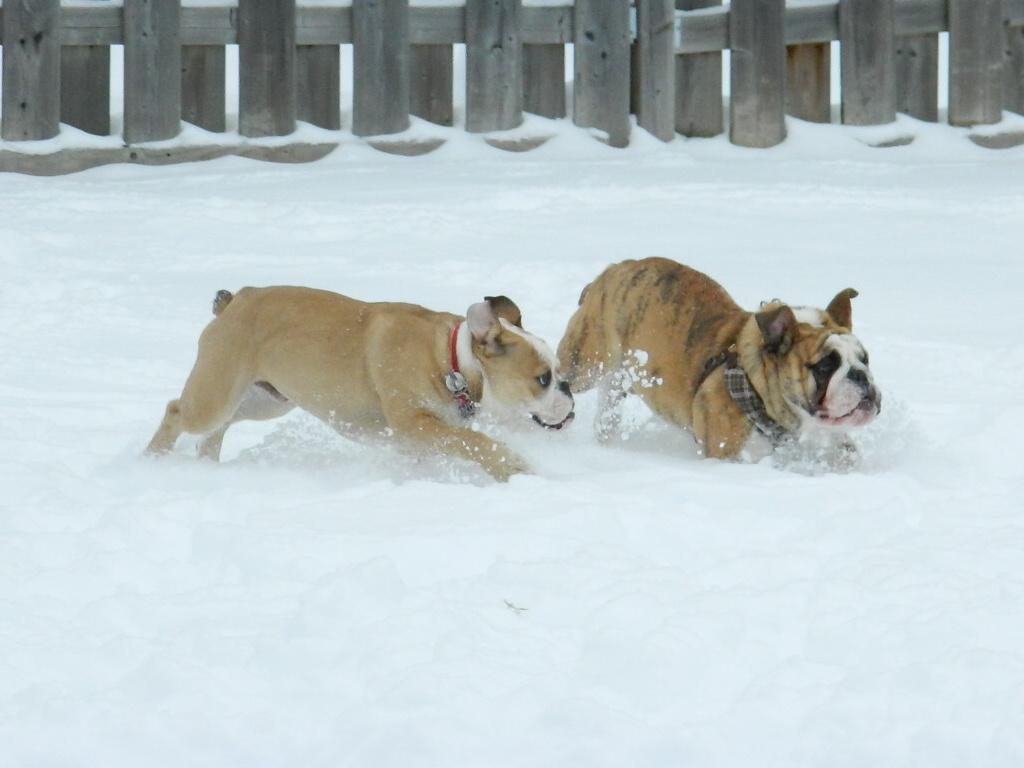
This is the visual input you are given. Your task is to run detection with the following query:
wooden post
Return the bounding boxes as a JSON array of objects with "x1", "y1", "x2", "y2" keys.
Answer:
[
  {"x1": 123, "y1": 0, "x2": 181, "y2": 144},
  {"x1": 523, "y1": 44, "x2": 566, "y2": 119},
  {"x1": 239, "y1": 0, "x2": 297, "y2": 137},
  {"x1": 466, "y1": 0, "x2": 523, "y2": 133},
  {"x1": 634, "y1": 0, "x2": 675, "y2": 141},
  {"x1": 181, "y1": 46, "x2": 226, "y2": 133},
  {"x1": 352, "y1": 0, "x2": 410, "y2": 136},
  {"x1": 948, "y1": 0, "x2": 1003, "y2": 127},
  {"x1": 675, "y1": 0, "x2": 723, "y2": 138},
  {"x1": 2, "y1": 0, "x2": 60, "y2": 141},
  {"x1": 411, "y1": 45, "x2": 454, "y2": 126},
  {"x1": 839, "y1": 0, "x2": 896, "y2": 126},
  {"x1": 895, "y1": 34, "x2": 938, "y2": 122},
  {"x1": 298, "y1": 46, "x2": 341, "y2": 130},
  {"x1": 574, "y1": 0, "x2": 631, "y2": 147},
  {"x1": 1005, "y1": 25, "x2": 1024, "y2": 116},
  {"x1": 786, "y1": 43, "x2": 831, "y2": 123},
  {"x1": 730, "y1": 0, "x2": 786, "y2": 147},
  {"x1": 62, "y1": 46, "x2": 111, "y2": 136}
]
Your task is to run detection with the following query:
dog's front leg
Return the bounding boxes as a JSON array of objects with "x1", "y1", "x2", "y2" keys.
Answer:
[
  {"x1": 594, "y1": 372, "x2": 628, "y2": 442},
  {"x1": 388, "y1": 408, "x2": 530, "y2": 482},
  {"x1": 692, "y1": 392, "x2": 751, "y2": 460}
]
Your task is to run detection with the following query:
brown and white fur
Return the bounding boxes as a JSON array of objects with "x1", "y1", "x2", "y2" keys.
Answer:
[
  {"x1": 146, "y1": 286, "x2": 574, "y2": 482},
  {"x1": 557, "y1": 258, "x2": 881, "y2": 464}
]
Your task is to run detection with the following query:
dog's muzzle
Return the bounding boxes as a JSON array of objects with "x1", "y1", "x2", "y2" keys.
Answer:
[
  {"x1": 531, "y1": 380, "x2": 575, "y2": 430},
  {"x1": 815, "y1": 389, "x2": 881, "y2": 428}
]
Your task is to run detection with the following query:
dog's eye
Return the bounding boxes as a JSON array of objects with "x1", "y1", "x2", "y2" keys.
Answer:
[
  {"x1": 860, "y1": 352, "x2": 870, "y2": 366},
  {"x1": 807, "y1": 351, "x2": 841, "y2": 386},
  {"x1": 537, "y1": 371, "x2": 552, "y2": 389}
]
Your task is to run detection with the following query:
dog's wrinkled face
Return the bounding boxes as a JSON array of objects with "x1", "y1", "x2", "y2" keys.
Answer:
[
  {"x1": 754, "y1": 294, "x2": 881, "y2": 431},
  {"x1": 803, "y1": 325, "x2": 878, "y2": 428},
  {"x1": 466, "y1": 299, "x2": 575, "y2": 429}
]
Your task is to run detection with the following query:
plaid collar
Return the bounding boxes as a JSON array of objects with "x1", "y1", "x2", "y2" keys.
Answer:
[{"x1": 701, "y1": 349, "x2": 791, "y2": 447}]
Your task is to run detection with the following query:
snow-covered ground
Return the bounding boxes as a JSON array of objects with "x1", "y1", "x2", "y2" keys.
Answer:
[{"x1": 3, "y1": 114, "x2": 1024, "y2": 767}]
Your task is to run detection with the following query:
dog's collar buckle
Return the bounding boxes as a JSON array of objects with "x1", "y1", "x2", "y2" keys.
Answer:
[{"x1": 448, "y1": 323, "x2": 477, "y2": 419}]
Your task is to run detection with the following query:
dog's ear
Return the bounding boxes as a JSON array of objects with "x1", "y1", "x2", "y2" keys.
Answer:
[
  {"x1": 484, "y1": 295, "x2": 523, "y2": 328},
  {"x1": 755, "y1": 304, "x2": 798, "y2": 356},
  {"x1": 466, "y1": 300, "x2": 506, "y2": 355},
  {"x1": 825, "y1": 288, "x2": 858, "y2": 330}
]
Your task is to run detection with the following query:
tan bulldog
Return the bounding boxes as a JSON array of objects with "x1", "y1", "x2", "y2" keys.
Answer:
[
  {"x1": 557, "y1": 257, "x2": 880, "y2": 463},
  {"x1": 146, "y1": 287, "x2": 574, "y2": 481}
]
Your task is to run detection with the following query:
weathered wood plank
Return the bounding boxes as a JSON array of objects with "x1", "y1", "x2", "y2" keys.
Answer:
[
  {"x1": 1005, "y1": 25, "x2": 1024, "y2": 116},
  {"x1": 523, "y1": 44, "x2": 566, "y2": 119},
  {"x1": 60, "y1": 6, "x2": 123, "y2": 45},
  {"x1": 180, "y1": 7, "x2": 237, "y2": 46},
  {"x1": 2, "y1": 0, "x2": 61, "y2": 141},
  {"x1": 296, "y1": 5, "x2": 349, "y2": 45},
  {"x1": 352, "y1": 0, "x2": 410, "y2": 136},
  {"x1": 238, "y1": 0, "x2": 297, "y2": 137},
  {"x1": 786, "y1": 43, "x2": 831, "y2": 123},
  {"x1": 635, "y1": 0, "x2": 675, "y2": 141},
  {"x1": 729, "y1": 0, "x2": 786, "y2": 147},
  {"x1": 61, "y1": 45, "x2": 111, "y2": 136},
  {"x1": 839, "y1": 0, "x2": 896, "y2": 126},
  {"x1": 408, "y1": 5, "x2": 572, "y2": 45},
  {"x1": 675, "y1": 0, "x2": 952, "y2": 55},
  {"x1": 297, "y1": 45, "x2": 341, "y2": 130},
  {"x1": 47, "y1": 4, "x2": 581, "y2": 47},
  {"x1": 895, "y1": 33, "x2": 938, "y2": 122},
  {"x1": 409, "y1": 45, "x2": 453, "y2": 126},
  {"x1": 466, "y1": 0, "x2": 523, "y2": 133},
  {"x1": 784, "y1": 1, "x2": 837, "y2": 45},
  {"x1": 123, "y1": 0, "x2": 181, "y2": 143},
  {"x1": 894, "y1": 0, "x2": 947, "y2": 36},
  {"x1": 676, "y1": 7, "x2": 729, "y2": 55},
  {"x1": 181, "y1": 45, "x2": 226, "y2": 132},
  {"x1": 521, "y1": 5, "x2": 572, "y2": 45},
  {"x1": 34, "y1": 1, "x2": 1022, "y2": 51},
  {"x1": 948, "y1": 0, "x2": 1003, "y2": 127},
  {"x1": 574, "y1": 0, "x2": 631, "y2": 147},
  {"x1": 675, "y1": 52, "x2": 723, "y2": 136},
  {"x1": 675, "y1": 0, "x2": 723, "y2": 138}
]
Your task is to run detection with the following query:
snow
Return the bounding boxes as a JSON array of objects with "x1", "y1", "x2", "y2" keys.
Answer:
[{"x1": 3, "y1": 113, "x2": 1024, "y2": 767}]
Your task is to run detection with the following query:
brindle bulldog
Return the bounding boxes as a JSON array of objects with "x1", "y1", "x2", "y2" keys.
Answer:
[{"x1": 557, "y1": 257, "x2": 880, "y2": 463}]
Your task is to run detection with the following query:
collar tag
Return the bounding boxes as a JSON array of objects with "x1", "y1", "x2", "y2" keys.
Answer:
[
  {"x1": 445, "y1": 371, "x2": 468, "y2": 395},
  {"x1": 445, "y1": 371, "x2": 476, "y2": 419}
]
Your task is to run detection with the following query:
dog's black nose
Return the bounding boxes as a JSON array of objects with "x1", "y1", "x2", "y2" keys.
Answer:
[{"x1": 847, "y1": 368, "x2": 870, "y2": 389}]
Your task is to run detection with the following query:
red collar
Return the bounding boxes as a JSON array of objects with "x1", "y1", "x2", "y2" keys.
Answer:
[{"x1": 450, "y1": 322, "x2": 462, "y2": 373}]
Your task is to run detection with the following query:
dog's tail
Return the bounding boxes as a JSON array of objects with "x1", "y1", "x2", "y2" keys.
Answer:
[{"x1": 212, "y1": 289, "x2": 234, "y2": 316}]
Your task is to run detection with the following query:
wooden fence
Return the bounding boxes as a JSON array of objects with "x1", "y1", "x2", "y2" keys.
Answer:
[{"x1": 1, "y1": 0, "x2": 1023, "y2": 173}]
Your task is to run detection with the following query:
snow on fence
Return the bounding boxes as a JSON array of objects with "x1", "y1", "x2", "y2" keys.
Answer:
[{"x1": 0, "y1": 0, "x2": 1022, "y2": 174}]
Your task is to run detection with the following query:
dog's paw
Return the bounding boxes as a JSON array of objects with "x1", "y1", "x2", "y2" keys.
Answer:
[
  {"x1": 486, "y1": 453, "x2": 532, "y2": 483},
  {"x1": 829, "y1": 439, "x2": 861, "y2": 473}
]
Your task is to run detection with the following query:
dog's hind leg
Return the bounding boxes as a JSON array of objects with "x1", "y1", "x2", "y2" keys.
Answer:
[
  {"x1": 195, "y1": 383, "x2": 296, "y2": 460},
  {"x1": 146, "y1": 345, "x2": 256, "y2": 457},
  {"x1": 146, "y1": 385, "x2": 245, "y2": 457}
]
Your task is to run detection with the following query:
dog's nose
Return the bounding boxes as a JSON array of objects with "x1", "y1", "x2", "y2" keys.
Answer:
[{"x1": 847, "y1": 368, "x2": 870, "y2": 389}]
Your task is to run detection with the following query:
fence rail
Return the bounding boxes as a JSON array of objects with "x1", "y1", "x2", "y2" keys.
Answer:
[{"x1": 1, "y1": 0, "x2": 1023, "y2": 174}]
